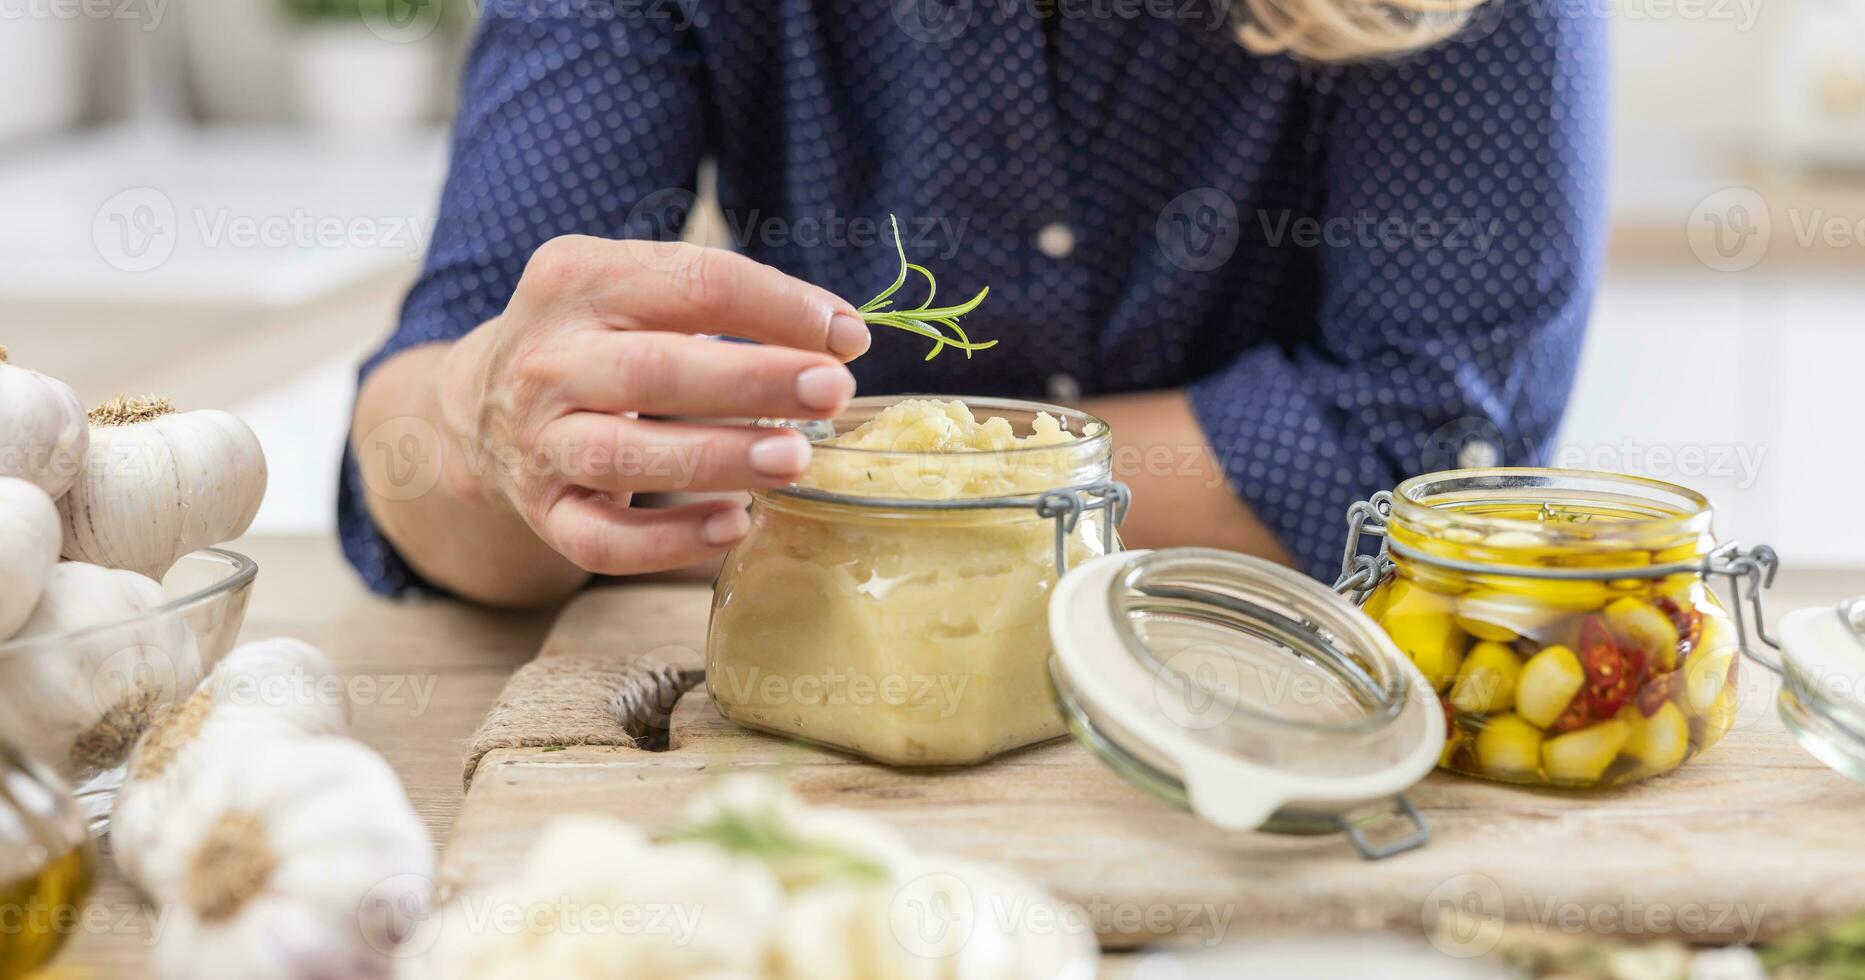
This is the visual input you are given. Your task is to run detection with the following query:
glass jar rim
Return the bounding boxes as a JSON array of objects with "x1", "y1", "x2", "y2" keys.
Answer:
[
  {"x1": 765, "y1": 394, "x2": 1111, "y2": 459},
  {"x1": 0, "y1": 548, "x2": 256, "y2": 659},
  {"x1": 763, "y1": 394, "x2": 1114, "y2": 508},
  {"x1": 1103, "y1": 549, "x2": 1414, "y2": 736},
  {"x1": 1389, "y1": 467, "x2": 1714, "y2": 544}
]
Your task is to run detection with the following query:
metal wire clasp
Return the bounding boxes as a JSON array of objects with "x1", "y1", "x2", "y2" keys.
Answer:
[
  {"x1": 1332, "y1": 491, "x2": 1785, "y2": 675},
  {"x1": 1037, "y1": 482, "x2": 1130, "y2": 574},
  {"x1": 1334, "y1": 490, "x2": 1395, "y2": 600}
]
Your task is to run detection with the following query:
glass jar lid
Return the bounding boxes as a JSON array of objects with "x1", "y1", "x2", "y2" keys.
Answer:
[
  {"x1": 1775, "y1": 599, "x2": 1865, "y2": 781},
  {"x1": 1048, "y1": 548, "x2": 1445, "y2": 860}
]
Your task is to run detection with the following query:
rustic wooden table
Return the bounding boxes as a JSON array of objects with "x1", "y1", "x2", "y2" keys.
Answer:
[{"x1": 45, "y1": 536, "x2": 1865, "y2": 978}]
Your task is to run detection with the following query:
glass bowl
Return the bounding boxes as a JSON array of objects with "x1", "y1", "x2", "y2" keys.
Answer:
[{"x1": 0, "y1": 549, "x2": 257, "y2": 828}]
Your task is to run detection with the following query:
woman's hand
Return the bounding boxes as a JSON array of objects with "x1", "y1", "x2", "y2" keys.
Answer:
[{"x1": 353, "y1": 237, "x2": 870, "y2": 605}]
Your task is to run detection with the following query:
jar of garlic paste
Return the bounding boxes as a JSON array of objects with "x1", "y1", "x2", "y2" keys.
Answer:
[
  {"x1": 1337, "y1": 469, "x2": 1781, "y2": 788},
  {"x1": 707, "y1": 396, "x2": 1126, "y2": 767}
]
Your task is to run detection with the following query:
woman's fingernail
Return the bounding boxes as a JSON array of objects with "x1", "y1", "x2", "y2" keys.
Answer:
[
  {"x1": 827, "y1": 313, "x2": 871, "y2": 359},
  {"x1": 702, "y1": 507, "x2": 751, "y2": 546},
  {"x1": 749, "y1": 432, "x2": 811, "y2": 477},
  {"x1": 796, "y1": 365, "x2": 855, "y2": 412}
]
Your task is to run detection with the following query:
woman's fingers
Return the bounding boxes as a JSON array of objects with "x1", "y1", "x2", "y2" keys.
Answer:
[
  {"x1": 550, "y1": 332, "x2": 856, "y2": 419},
  {"x1": 533, "y1": 413, "x2": 814, "y2": 494},
  {"x1": 522, "y1": 237, "x2": 872, "y2": 359},
  {"x1": 540, "y1": 492, "x2": 749, "y2": 577}
]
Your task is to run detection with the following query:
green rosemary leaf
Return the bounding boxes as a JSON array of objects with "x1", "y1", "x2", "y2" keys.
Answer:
[{"x1": 857, "y1": 215, "x2": 995, "y2": 359}]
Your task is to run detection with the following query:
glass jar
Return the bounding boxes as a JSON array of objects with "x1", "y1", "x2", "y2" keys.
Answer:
[
  {"x1": 1343, "y1": 469, "x2": 1764, "y2": 789},
  {"x1": 0, "y1": 740, "x2": 94, "y2": 979},
  {"x1": 707, "y1": 396, "x2": 1123, "y2": 767}
]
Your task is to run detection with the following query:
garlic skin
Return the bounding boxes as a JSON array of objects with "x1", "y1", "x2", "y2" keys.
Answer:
[
  {"x1": 0, "y1": 562, "x2": 202, "y2": 781},
  {"x1": 0, "y1": 347, "x2": 89, "y2": 500},
  {"x1": 138, "y1": 736, "x2": 433, "y2": 980},
  {"x1": 0, "y1": 477, "x2": 60, "y2": 640},
  {"x1": 59, "y1": 398, "x2": 267, "y2": 582},
  {"x1": 113, "y1": 638, "x2": 351, "y2": 890}
]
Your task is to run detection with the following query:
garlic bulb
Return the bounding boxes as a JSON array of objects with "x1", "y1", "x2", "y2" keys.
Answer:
[
  {"x1": 405, "y1": 777, "x2": 1095, "y2": 980},
  {"x1": 113, "y1": 638, "x2": 351, "y2": 889},
  {"x1": 59, "y1": 396, "x2": 267, "y2": 581},
  {"x1": 413, "y1": 815, "x2": 784, "y2": 980},
  {"x1": 773, "y1": 857, "x2": 1096, "y2": 980},
  {"x1": 0, "y1": 562, "x2": 202, "y2": 781},
  {"x1": 136, "y1": 736, "x2": 433, "y2": 980},
  {"x1": 0, "y1": 346, "x2": 89, "y2": 500},
  {"x1": 0, "y1": 477, "x2": 60, "y2": 640}
]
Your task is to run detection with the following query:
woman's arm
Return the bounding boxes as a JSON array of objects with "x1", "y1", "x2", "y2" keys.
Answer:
[
  {"x1": 341, "y1": 8, "x2": 870, "y2": 605},
  {"x1": 1176, "y1": 2, "x2": 1608, "y2": 581},
  {"x1": 1082, "y1": 389, "x2": 1293, "y2": 564}
]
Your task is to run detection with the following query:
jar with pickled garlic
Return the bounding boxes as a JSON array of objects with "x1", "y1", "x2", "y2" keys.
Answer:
[
  {"x1": 1339, "y1": 469, "x2": 1776, "y2": 789},
  {"x1": 707, "y1": 396, "x2": 1125, "y2": 767}
]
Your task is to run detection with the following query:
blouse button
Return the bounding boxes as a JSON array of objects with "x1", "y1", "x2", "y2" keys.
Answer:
[{"x1": 1036, "y1": 222, "x2": 1076, "y2": 259}]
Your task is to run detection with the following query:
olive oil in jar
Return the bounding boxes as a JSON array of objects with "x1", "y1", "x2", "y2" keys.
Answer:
[{"x1": 0, "y1": 843, "x2": 95, "y2": 980}]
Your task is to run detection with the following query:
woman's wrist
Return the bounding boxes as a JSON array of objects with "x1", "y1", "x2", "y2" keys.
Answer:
[{"x1": 433, "y1": 320, "x2": 502, "y2": 509}]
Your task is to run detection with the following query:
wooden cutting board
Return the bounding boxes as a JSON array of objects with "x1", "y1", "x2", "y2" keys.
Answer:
[{"x1": 439, "y1": 586, "x2": 1865, "y2": 949}]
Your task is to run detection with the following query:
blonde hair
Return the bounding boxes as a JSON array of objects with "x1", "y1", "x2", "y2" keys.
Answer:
[{"x1": 1235, "y1": 0, "x2": 1491, "y2": 62}]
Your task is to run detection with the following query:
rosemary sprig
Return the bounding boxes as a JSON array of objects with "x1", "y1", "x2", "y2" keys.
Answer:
[
  {"x1": 658, "y1": 799, "x2": 889, "y2": 891},
  {"x1": 858, "y1": 215, "x2": 997, "y2": 360}
]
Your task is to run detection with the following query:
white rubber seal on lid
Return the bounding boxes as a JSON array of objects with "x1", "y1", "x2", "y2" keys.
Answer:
[{"x1": 1049, "y1": 548, "x2": 1444, "y2": 834}]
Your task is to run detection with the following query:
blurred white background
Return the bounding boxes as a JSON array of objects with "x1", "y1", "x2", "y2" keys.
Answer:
[{"x1": 2, "y1": 0, "x2": 1863, "y2": 564}]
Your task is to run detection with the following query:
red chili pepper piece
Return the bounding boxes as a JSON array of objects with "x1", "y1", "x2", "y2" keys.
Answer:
[
  {"x1": 1653, "y1": 596, "x2": 1703, "y2": 663},
  {"x1": 1637, "y1": 670, "x2": 1682, "y2": 717},
  {"x1": 1549, "y1": 696, "x2": 1593, "y2": 734},
  {"x1": 1580, "y1": 616, "x2": 1641, "y2": 718}
]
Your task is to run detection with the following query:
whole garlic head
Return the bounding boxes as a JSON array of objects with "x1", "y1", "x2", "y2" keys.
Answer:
[
  {"x1": 411, "y1": 816, "x2": 784, "y2": 980},
  {"x1": 139, "y1": 736, "x2": 434, "y2": 980},
  {"x1": 59, "y1": 396, "x2": 267, "y2": 582},
  {"x1": 0, "y1": 477, "x2": 60, "y2": 640},
  {"x1": 113, "y1": 638, "x2": 352, "y2": 890},
  {"x1": 0, "y1": 562, "x2": 202, "y2": 781},
  {"x1": 0, "y1": 346, "x2": 89, "y2": 500}
]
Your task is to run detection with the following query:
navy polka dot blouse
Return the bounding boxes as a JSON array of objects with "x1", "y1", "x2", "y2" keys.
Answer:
[{"x1": 340, "y1": 0, "x2": 1608, "y2": 595}]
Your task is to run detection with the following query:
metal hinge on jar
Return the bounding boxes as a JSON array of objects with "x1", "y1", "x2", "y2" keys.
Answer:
[{"x1": 1335, "y1": 492, "x2": 1784, "y2": 674}]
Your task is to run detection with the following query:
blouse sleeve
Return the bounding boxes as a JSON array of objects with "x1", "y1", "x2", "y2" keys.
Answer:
[
  {"x1": 1188, "y1": 2, "x2": 1609, "y2": 582},
  {"x1": 339, "y1": 3, "x2": 711, "y2": 596}
]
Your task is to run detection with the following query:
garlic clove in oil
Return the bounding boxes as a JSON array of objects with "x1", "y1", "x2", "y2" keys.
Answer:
[
  {"x1": 59, "y1": 396, "x2": 267, "y2": 582},
  {"x1": 138, "y1": 736, "x2": 433, "y2": 980},
  {"x1": 0, "y1": 477, "x2": 61, "y2": 641},
  {"x1": 113, "y1": 638, "x2": 351, "y2": 891},
  {"x1": 0, "y1": 346, "x2": 89, "y2": 500},
  {"x1": 0, "y1": 562, "x2": 202, "y2": 781}
]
